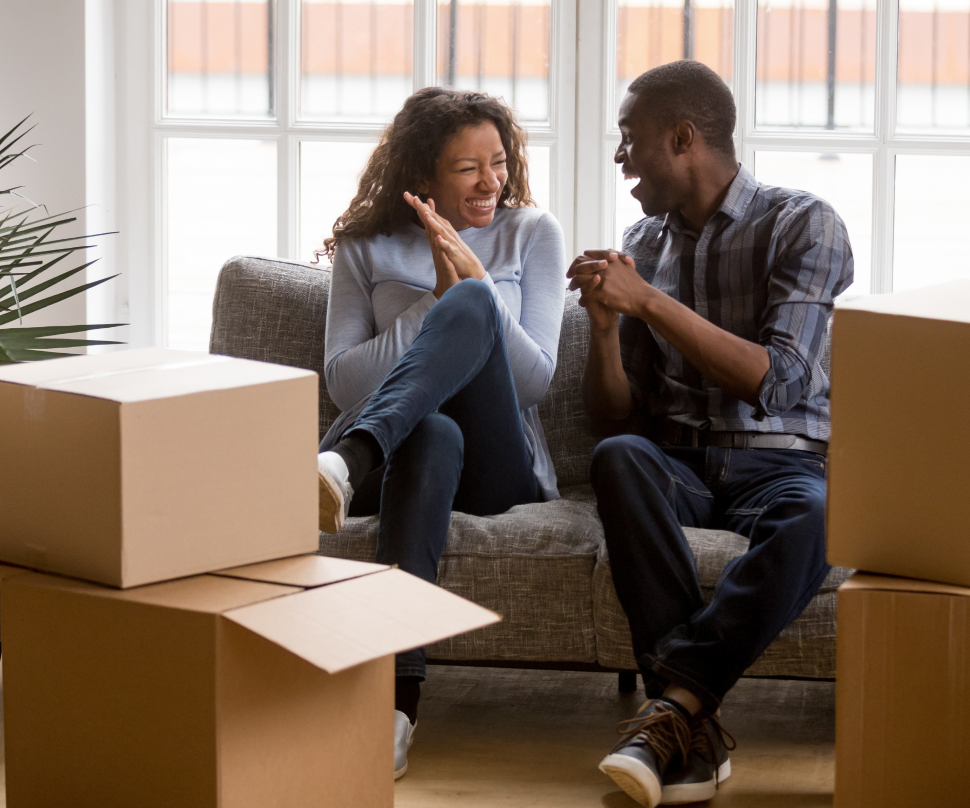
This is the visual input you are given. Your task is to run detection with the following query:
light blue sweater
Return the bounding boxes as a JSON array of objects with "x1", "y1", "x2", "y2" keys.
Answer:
[{"x1": 321, "y1": 206, "x2": 566, "y2": 500}]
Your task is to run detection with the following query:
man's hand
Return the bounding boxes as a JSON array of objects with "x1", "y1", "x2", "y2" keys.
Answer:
[
  {"x1": 405, "y1": 192, "x2": 486, "y2": 298},
  {"x1": 567, "y1": 254, "x2": 620, "y2": 333},
  {"x1": 567, "y1": 249, "x2": 652, "y2": 320}
]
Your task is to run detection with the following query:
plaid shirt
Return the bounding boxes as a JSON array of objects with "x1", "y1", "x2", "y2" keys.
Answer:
[{"x1": 620, "y1": 164, "x2": 853, "y2": 441}]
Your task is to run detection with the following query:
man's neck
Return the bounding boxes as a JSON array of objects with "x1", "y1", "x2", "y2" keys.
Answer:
[{"x1": 677, "y1": 161, "x2": 741, "y2": 233}]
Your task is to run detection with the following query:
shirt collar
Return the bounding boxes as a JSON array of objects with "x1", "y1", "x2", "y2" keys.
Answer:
[{"x1": 658, "y1": 163, "x2": 759, "y2": 239}]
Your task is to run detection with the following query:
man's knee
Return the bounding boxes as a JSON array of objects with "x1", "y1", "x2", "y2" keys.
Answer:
[{"x1": 590, "y1": 434, "x2": 665, "y2": 489}]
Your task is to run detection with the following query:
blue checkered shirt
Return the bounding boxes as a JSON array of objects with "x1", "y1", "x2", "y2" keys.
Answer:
[{"x1": 620, "y1": 164, "x2": 854, "y2": 441}]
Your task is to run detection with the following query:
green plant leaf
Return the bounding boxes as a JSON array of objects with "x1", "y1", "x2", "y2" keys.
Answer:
[
  {"x1": 0, "y1": 274, "x2": 118, "y2": 327},
  {"x1": 0, "y1": 322, "x2": 125, "y2": 337},
  {"x1": 0, "y1": 258, "x2": 95, "y2": 310}
]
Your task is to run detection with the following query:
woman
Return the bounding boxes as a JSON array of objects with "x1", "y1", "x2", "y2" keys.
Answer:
[{"x1": 316, "y1": 86, "x2": 566, "y2": 779}]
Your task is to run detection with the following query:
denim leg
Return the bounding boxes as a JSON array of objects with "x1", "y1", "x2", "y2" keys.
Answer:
[
  {"x1": 373, "y1": 413, "x2": 464, "y2": 679},
  {"x1": 590, "y1": 436, "x2": 714, "y2": 699},
  {"x1": 348, "y1": 279, "x2": 506, "y2": 463},
  {"x1": 650, "y1": 448, "x2": 830, "y2": 710}
]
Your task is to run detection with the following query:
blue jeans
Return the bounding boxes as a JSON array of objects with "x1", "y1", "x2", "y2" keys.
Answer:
[
  {"x1": 346, "y1": 279, "x2": 541, "y2": 679},
  {"x1": 589, "y1": 436, "x2": 829, "y2": 712}
]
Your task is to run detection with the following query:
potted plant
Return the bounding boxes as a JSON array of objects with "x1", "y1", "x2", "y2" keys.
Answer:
[{"x1": 0, "y1": 115, "x2": 124, "y2": 363}]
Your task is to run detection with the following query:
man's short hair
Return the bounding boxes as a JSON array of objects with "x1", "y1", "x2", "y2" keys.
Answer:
[{"x1": 627, "y1": 60, "x2": 737, "y2": 159}]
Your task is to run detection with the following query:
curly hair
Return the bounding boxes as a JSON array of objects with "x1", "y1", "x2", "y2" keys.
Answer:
[{"x1": 319, "y1": 87, "x2": 534, "y2": 262}]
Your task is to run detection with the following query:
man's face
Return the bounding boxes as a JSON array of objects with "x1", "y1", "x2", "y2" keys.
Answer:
[{"x1": 614, "y1": 92, "x2": 682, "y2": 217}]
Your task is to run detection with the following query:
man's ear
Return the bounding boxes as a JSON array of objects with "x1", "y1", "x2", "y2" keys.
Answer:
[{"x1": 672, "y1": 120, "x2": 695, "y2": 154}]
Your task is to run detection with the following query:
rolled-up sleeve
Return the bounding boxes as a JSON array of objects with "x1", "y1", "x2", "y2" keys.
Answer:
[{"x1": 754, "y1": 200, "x2": 853, "y2": 419}]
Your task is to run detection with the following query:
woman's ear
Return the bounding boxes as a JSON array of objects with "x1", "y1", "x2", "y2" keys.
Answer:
[{"x1": 416, "y1": 180, "x2": 430, "y2": 195}]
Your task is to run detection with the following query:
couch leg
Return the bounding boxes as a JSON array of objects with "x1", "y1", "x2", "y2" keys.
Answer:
[{"x1": 618, "y1": 670, "x2": 637, "y2": 693}]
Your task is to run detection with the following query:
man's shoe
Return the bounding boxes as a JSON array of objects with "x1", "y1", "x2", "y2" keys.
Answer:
[
  {"x1": 394, "y1": 710, "x2": 416, "y2": 780},
  {"x1": 317, "y1": 451, "x2": 353, "y2": 533},
  {"x1": 661, "y1": 711, "x2": 736, "y2": 804},
  {"x1": 599, "y1": 699, "x2": 691, "y2": 807}
]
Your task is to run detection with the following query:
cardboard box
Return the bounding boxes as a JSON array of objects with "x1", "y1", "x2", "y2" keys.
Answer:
[
  {"x1": 0, "y1": 555, "x2": 499, "y2": 808},
  {"x1": 0, "y1": 347, "x2": 319, "y2": 588},
  {"x1": 835, "y1": 573, "x2": 970, "y2": 808},
  {"x1": 827, "y1": 280, "x2": 970, "y2": 587}
]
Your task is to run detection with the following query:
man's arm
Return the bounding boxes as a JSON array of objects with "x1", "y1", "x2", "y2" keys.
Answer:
[
  {"x1": 569, "y1": 251, "x2": 770, "y2": 407},
  {"x1": 572, "y1": 255, "x2": 635, "y2": 427}
]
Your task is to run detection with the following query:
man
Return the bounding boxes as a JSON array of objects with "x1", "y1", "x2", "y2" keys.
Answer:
[{"x1": 569, "y1": 60, "x2": 852, "y2": 807}]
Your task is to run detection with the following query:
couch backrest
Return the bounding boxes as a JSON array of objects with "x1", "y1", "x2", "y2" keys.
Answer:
[{"x1": 210, "y1": 256, "x2": 831, "y2": 491}]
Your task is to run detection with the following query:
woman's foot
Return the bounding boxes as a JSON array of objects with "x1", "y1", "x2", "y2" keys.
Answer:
[
  {"x1": 394, "y1": 710, "x2": 417, "y2": 780},
  {"x1": 317, "y1": 452, "x2": 353, "y2": 533}
]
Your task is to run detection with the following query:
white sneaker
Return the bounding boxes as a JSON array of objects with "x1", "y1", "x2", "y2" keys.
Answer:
[
  {"x1": 394, "y1": 710, "x2": 416, "y2": 780},
  {"x1": 317, "y1": 451, "x2": 353, "y2": 533}
]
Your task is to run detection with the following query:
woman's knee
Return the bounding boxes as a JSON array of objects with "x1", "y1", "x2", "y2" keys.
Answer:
[
  {"x1": 435, "y1": 279, "x2": 499, "y2": 334},
  {"x1": 393, "y1": 413, "x2": 464, "y2": 471}
]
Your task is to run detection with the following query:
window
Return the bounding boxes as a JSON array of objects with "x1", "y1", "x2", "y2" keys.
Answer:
[
  {"x1": 147, "y1": 0, "x2": 970, "y2": 350},
  {"x1": 157, "y1": 0, "x2": 574, "y2": 350}
]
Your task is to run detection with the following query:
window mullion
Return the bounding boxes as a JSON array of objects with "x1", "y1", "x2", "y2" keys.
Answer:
[
  {"x1": 414, "y1": 0, "x2": 437, "y2": 90},
  {"x1": 735, "y1": 0, "x2": 757, "y2": 158},
  {"x1": 872, "y1": 0, "x2": 900, "y2": 293}
]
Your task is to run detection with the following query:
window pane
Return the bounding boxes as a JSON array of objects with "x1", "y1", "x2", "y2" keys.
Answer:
[
  {"x1": 616, "y1": 0, "x2": 735, "y2": 123},
  {"x1": 166, "y1": 0, "x2": 275, "y2": 119},
  {"x1": 756, "y1": 0, "x2": 876, "y2": 131},
  {"x1": 897, "y1": 0, "x2": 970, "y2": 132},
  {"x1": 894, "y1": 155, "x2": 970, "y2": 290},
  {"x1": 754, "y1": 151, "x2": 872, "y2": 297},
  {"x1": 300, "y1": 141, "x2": 376, "y2": 264},
  {"x1": 616, "y1": 160, "x2": 646, "y2": 248},
  {"x1": 166, "y1": 139, "x2": 277, "y2": 350},
  {"x1": 300, "y1": 0, "x2": 414, "y2": 122},
  {"x1": 526, "y1": 144, "x2": 551, "y2": 210},
  {"x1": 437, "y1": 0, "x2": 551, "y2": 124}
]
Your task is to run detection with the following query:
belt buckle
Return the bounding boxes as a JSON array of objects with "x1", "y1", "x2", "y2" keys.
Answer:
[{"x1": 732, "y1": 433, "x2": 747, "y2": 450}]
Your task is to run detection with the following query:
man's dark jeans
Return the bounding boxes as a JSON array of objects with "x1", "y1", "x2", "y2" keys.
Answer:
[
  {"x1": 590, "y1": 435, "x2": 829, "y2": 712},
  {"x1": 346, "y1": 279, "x2": 541, "y2": 680}
]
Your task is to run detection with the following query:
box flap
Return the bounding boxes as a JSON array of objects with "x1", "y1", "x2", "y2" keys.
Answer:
[
  {"x1": 0, "y1": 347, "x2": 316, "y2": 403},
  {"x1": 840, "y1": 572, "x2": 970, "y2": 598},
  {"x1": 6, "y1": 569, "x2": 300, "y2": 613},
  {"x1": 836, "y1": 280, "x2": 970, "y2": 324},
  {"x1": 222, "y1": 568, "x2": 500, "y2": 673},
  {"x1": 0, "y1": 563, "x2": 33, "y2": 582},
  {"x1": 212, "y1": 555, "x2": 388, "y2": 588}
]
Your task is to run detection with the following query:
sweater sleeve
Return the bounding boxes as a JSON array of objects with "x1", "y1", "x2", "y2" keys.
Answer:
[
  {"x1": 480, "y1": 211, "x2": 566, "y2": 409},
  {"x1": 323, "y1": 242, "x2": 437, "y2": 412}
]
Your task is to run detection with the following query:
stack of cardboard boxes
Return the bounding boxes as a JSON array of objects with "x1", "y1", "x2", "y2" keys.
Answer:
[
  {"x1": 827, "y1": 280, "x2": 970, "y2": 808},
  {"x1": 0, "y1": 348, "x2": 497, "y2": 807}
]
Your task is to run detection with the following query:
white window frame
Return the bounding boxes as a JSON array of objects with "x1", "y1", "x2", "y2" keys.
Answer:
[
  {"x1": 135, "y1": 0, "x2": 575, "y2": 348},
  {"x1": 575, "y1": 0, "x2": 970, "y2": 296}
]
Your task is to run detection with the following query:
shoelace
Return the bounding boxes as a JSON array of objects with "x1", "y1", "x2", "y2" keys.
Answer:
[
  {"x1": 611, "y1": 703, "x2": 691, "y2": 770},
  {"x1": 691, "y1": 712, "x2": 737, "y2": 787}
]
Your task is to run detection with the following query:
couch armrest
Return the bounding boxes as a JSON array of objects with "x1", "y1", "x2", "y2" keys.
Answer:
[{"x1": 209, "y1": 255, "x2": 341, "y2": 439}]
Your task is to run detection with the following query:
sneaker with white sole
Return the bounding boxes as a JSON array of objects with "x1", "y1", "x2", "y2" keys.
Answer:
[
  {"x1": 599, "y1": 699, "x2": 691, "y2": 807},
  {"x1": 317, "y1": 451, "x2": 354, "y2": 533},
  {"x1": 660, "y1": 711, "x2": 735, "y2": 804},
  {"x1": 394, "y1": 710, "x2": 416, "y2": 780}
]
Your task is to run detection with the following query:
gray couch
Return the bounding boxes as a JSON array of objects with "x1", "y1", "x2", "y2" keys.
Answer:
[{"x1": 210, "y1": 255, "x2": 849, "y2": 683}]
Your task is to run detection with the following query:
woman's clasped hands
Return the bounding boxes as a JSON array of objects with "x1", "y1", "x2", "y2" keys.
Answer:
[{"x1": 404, "y1": 191, "x2": 487, "y2": 299}]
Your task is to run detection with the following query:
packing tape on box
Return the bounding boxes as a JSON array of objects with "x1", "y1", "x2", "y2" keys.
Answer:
[{"x1": 35, "y1": 354, "x2": 234, "y2": 390}]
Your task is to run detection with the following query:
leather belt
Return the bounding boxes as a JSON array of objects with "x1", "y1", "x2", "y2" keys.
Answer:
[{"x1": 650, "y1": 421, "x2": 828, "y2": 457}]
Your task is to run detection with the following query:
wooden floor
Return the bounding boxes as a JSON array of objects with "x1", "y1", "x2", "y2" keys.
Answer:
[
  {"x1": 395, "y1": 666, "x2": 835, "y2": 808},
  {"x1": 0, "y1": 665, "x2": 835, "y2": 807}
]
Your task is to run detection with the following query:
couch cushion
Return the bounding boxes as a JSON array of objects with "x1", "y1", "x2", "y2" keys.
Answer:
[
  {"x1": 536, "y1": 291, "x2": 597, "y2": 489},
  {"x1": 591, "y1": 513, "x2": 852, "y2": 677},
  {"x1": 210, "y1": 256, "x2": 342, "y2": 440},
  {"x1": 317, "y1": 494, "x2": 602, "y2": 664}
]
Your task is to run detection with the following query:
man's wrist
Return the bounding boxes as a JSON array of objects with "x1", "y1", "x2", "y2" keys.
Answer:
[{"x1": 633, "y1": 282, "x2": 661, "y2": 322}]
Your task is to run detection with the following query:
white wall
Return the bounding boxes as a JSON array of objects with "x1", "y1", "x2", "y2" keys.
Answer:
[{"x1": 0, "y1": 0, "x2": 139, "y2": 347}]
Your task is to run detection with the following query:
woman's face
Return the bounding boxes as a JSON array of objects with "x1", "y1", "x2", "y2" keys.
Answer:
[{"x1": 418, "y1": 122, "x2": 509, "y2": 231}]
